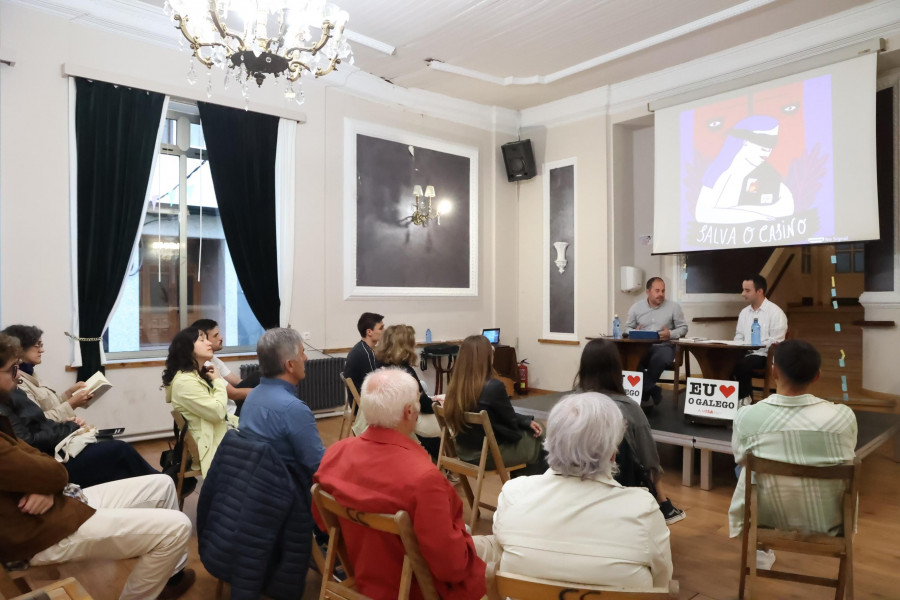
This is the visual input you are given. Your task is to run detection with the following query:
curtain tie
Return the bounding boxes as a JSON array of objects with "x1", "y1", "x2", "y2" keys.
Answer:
[{"x1": 64, "y1": 331, "x2": 102, "y2": 343}]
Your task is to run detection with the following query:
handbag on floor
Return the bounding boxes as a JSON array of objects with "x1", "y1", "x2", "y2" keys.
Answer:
[{"x1": 54, "y1": 427, "x2": 98, "y2": 463}]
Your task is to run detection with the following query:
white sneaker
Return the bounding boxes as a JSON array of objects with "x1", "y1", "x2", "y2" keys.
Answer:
[{"x1": 756, "y1": 549, "x2": 776, "y2": 570}]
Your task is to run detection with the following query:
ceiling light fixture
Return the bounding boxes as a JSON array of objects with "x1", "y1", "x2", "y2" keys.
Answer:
[{"x1": 163, "y1": 0, "x2": 353, "y2": 106}]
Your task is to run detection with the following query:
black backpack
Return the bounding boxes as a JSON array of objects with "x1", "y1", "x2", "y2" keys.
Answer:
[
  {"x1": 614, "y1": 437, "x2": 659, "y2": 499},
  {"x1": 159, "y1": 421, "x2": 198, "y2": 497}
]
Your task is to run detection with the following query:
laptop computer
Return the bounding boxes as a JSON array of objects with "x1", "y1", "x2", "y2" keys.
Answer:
[{"x1": 482, "y1": 328, "x2": 500, "y2": 345}]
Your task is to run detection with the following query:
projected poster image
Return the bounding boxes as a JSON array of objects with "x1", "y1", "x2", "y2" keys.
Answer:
[{"x1": 680, "y1": 76, "x2": 833, "y2": 250}]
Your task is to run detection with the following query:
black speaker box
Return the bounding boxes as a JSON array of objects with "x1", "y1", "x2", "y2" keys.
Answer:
[{"x1": 501, "y1": 139, "x2": 536, "y2": 182}]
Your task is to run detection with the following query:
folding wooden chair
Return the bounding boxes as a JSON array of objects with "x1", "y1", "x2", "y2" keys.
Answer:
[
  {"x1": 171, "y1": 410, "x2": 202, "y2": 510},
  {"x1": 339, "y1": 376, "x2": 361, "y2": 441},
  {"x1": 739, "y1": 453, "x2": 859, "y2": 600},
  {"x1": 432, "y1": 403, "x2": 525, "y2": 530},
  {"x1": 668, "y1": 346, "x2": 690, "y2": 407},
  {"x1": 489, "y1": 569, "x2": 679, "y2": 600},
  {"x1": 311, "y1": 483, "x2": 439, "y2": 600},
  {"x1": 1, "y1": 569, "x2": 92, "y2": 600}
]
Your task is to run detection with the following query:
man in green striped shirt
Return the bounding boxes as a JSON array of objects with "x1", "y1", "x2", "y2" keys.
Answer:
[{"x1": 728, "y1": 340, "x2": 857, "y2": 538}]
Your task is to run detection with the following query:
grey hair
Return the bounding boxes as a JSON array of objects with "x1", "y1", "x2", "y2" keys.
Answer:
[
  {"x1": 544, "y1": 392, "x2": 625, "y2": 479},
  {"x1": 257, "y1": 328, "x2": 303, "y2": 378},
  {"x1": 360, "y1": 367, "x2": 420, "y2": 429}
]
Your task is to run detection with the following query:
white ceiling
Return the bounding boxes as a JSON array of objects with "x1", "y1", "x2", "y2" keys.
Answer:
[{"x1": 50, "y1": 0, "x2": 891, "y2": 109}]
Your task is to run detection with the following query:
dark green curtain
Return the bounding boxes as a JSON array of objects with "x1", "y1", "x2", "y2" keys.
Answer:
[
  {"x1": 197, "y1": 102, "x2": 280, "y2": 329},
  {"x1": 75, "y1": 78, "x2": 165, "y2": 380}
]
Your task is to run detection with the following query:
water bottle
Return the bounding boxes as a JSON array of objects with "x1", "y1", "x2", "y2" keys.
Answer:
[
  {"x1": 750, "y1": 318, "x2": 761, "y2": 346},
  {"x1": 425, "y1": 328, "x2": 432, "y2": 343},
  {"x1": 612, "y1": 315, "x2": 621, "y2": 339}
]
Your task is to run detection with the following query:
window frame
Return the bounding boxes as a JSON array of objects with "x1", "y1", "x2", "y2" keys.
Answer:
[{"x1": 104, "y1": 105, "x2": 258, "y2": 359}]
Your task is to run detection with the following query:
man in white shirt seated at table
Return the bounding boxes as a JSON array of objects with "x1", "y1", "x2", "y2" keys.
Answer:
[
  {"x1": 732, "y1": 275, "x2": 787, "y2": 404},
  {"x1": 475, "y1": 392, "x2": 672, "y2": 589},
  {"x1": 625, "y1": 277, "x2": 688, "y2": 408}
]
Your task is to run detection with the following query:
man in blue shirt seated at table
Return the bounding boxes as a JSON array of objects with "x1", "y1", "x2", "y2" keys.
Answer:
[
  {"x1": 625, "y1": 277, "x2": 688, "y2": 409},
  {"x1": 239, "y1": 328, "x2": 325, "y2": 490}
]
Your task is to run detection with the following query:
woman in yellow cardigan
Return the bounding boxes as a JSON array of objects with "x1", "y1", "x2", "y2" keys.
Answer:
[{"x1": 163, "y1": 327, "x2": 237, "y2": 477}]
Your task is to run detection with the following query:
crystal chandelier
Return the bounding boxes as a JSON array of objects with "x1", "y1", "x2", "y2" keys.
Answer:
[{"x1": 163, "y1": 0, "x2": 353, "y2": 106}]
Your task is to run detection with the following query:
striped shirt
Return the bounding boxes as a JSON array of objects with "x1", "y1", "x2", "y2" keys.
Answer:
[{"x1": 728, "y1": 393, "x2": 857, "y2": 538}]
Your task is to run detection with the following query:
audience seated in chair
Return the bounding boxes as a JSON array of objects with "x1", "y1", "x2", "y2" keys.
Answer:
[
  {"x1": 314, "y1": 367, "x2": 487, "y2": 600},
  {"x1": 574, "y1": 338, "x2": 685, "y2": 524},
  {"x1": 239, "y1": 327, "x2": 325, "y2": 491},
  {"x1": 0, "y1": 335, "x2": 157, "y2": 489},
  {"x1": 729, "y1": 339, "x2": 858, "y2": 539},
  {"x1": 0, "y1": 411, "x2": 195, "y2": 600},
  {"x1": 163, "y1": 327, "x2": 238, "y2": 477},
  {"x1": 444, "y1": 335, "x2": 547, "y2": 476},
  {"x1": 2, "y1": 325, "x2": 93, "y2": 423},
  {"x1": 731, "y1": 275, "x2": 788, "y2": 404},
  {"x1": 197, "y1": 428, "x2": 313, "y2": 600},
  {"x1": 191, "y1": 319, "x2": 258, "y2": 413},
  {"x1": 344, "y1": 312, "x2": 384, "y2": 398},
  {"x1": 475, "y1": 392, "x2": 673, "y2": 590}
]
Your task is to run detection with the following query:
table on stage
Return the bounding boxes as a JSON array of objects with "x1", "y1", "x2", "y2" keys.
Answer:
[
  {"x1": 675, "y1": 340, "x2": 762, "y2": 381},
  {"x1": 422, "y1": 343, "x2": 520, "y2": 395},
  {"x1": 513, "y1": 391, "x2": 900, "y2": 491},
  {"x1": 587, "y1": 336, "x2": 664, "y2": 371}
]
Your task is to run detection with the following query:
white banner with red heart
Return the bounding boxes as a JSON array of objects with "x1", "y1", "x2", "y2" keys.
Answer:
[
  {"x1": 684, "y1": 377, "x2": 739, "y2": 421},
  {"x1": 622, "y1": 370, "x2": 643, "y2": 405}
]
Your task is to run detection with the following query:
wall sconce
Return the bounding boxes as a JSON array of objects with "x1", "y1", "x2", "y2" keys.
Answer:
[
  {"x1": 410, "y1": 185, "x2": 451, "y2": 227},
  {"x1": 553, "y1": 241, "x2": 569, "y2": 274}
]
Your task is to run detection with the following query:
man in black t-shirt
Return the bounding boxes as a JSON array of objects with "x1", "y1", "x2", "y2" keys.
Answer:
[{"x1": 344, "y1": 312, "x2": 385, "y2": 396}]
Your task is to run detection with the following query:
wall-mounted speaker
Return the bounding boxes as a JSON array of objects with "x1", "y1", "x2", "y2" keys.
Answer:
[{"x1": 501, "y1": 139, "x2": 536, "y2": 182}]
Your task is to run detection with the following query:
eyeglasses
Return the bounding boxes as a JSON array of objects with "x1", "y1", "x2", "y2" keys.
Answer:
[{"x1": 34, "y1": 341, "x2": 44, "y2": 349}]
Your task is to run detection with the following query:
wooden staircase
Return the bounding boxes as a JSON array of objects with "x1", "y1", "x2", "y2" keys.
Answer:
[{"x1": 785, "y1": 305, "x2": 863, "y2": 398}]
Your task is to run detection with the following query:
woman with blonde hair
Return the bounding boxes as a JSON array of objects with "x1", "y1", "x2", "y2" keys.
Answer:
[
  {"x1": 365, "y1": 325, "x2": 440, "y2": 457},
  {"x1": 444, "y1": 334, "x2": 546, "y2": 475}
]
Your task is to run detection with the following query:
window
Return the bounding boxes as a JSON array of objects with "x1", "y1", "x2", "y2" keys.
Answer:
[
  {"x1": 834, "y1": 243, "x2": 865, "y2": 274},
  {"x1": 106, "y1": 104, "x2": 264, "y2": 357}
]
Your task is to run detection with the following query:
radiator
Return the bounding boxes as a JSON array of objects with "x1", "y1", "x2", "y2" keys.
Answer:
[{"x1": 241, "y1": 356, "x2": 347, "y2": 412}]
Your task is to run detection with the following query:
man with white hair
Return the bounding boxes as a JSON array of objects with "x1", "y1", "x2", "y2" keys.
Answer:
[
  {"x1": 482, "y1": 392, "x2": 672, "y2": 589},
  {"x1": 313, "y1": 367, "x2": 486, "y2": 600}
]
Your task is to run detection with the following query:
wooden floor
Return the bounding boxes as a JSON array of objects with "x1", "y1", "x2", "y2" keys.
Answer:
[{"x1": 19, "y1": 411, "x2": 900, "y2": 600}]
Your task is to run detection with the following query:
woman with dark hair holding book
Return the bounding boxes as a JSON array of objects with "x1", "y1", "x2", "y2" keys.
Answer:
[
  {"x1": 163, "y1": 327, "x2": 237, "y2": 477},
  {"x1": 2, "y1": 324, "x2": 93, "y2": 423},
  {"x1": 0, "y1": 333, "x2": 157, "y2": 488},
  {"x1": 574, "y1": 338, "x2": 685, "y2": 524}
]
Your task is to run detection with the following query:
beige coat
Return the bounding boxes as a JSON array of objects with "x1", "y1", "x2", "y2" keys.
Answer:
[
  {"x1": 17, "y1": 371, "x2": 76, "y2": 423},
  {"x1": 166, "y1": 370, "x2": 238, "y2": 477}
]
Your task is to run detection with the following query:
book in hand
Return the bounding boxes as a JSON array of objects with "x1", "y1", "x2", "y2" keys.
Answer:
[{"x1": 83, "y1": 371, "x2": 112, "y2": 405}]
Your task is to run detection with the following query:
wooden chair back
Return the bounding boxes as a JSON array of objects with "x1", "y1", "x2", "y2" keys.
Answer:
[
  {"x1": 491, "y1": 570, "x2": 679, "y2": 599},
  {"x1": 171, "y1": 410, "x2": 202, "y2": 510},
  {"x1": 432, "y1": 403, "x2": 525, "y2": 529},
  {"x1": 0, "y1": 570, "x2": 93, "y2": 600},
  {"x1": 739, "y1": 453, "x2": 859, "y2": 599},
  {"x1": 339, "y1": 377, "x2": 361, "y2": 440},
  {"x1": 311, "y1": 483, "x2": 439, "y2": 600}
]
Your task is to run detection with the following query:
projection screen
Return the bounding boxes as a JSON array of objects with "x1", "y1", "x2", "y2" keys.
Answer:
[{"x1": 653, "y1": 52, "x2": 879, "y2": 254}]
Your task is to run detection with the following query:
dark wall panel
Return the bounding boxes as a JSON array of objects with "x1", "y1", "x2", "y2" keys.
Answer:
[
  {"x1": 865, "y1": 87, "x2": 895, "y2": 292},
  {"x1": 549, "y1": 165, "x2": 575, "y2": 333}
]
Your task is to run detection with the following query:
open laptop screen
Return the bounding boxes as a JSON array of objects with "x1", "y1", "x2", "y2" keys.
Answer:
[{"x1": 482, "y1": 328, "x2": 500, "y2": 345}]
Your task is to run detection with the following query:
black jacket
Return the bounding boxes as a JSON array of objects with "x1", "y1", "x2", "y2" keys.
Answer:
[
  {"x1": 0, "y1": 389, "x2": 77, "y2": 455},
  {"x1": 456, "y1": 378, "x2": 532, "y2": 449}
]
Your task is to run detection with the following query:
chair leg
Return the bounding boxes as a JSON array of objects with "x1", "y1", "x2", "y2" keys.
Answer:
[
  {"x1": 469, "y1": 470, "x2": 486, "y2": 531},
  {"x1": 215, "y1": 579, "x2": 225, "y2": 600},
  {"x1": 672, "y1": 361, "x2": 681, "y2": 409}
]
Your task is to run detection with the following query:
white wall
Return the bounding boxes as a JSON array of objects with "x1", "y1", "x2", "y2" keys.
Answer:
[{"x1": 0, "y1": 3, "x2": 517, "y2": 437}]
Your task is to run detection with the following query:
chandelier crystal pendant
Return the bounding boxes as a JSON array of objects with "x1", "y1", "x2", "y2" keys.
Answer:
[{"x1": 163, "y1": 0, "x2": 353, "y2": 106}]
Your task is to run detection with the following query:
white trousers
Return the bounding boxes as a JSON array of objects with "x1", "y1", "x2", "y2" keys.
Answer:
[{"x1": 30, "y1": 474, "x2": 192, "y2": 600}]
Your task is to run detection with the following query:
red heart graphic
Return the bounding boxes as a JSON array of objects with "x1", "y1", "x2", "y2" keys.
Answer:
[
  {"x1": 627, "y1": 375, "x2": 641, "y2": 387},
  {"x1": 719, "y1": 385, "x2": 736, "y2": 398}
]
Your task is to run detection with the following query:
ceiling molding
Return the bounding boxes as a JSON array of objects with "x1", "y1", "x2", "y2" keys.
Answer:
[
  {"x1": 426, "y1": 0, "x2": 777, "y2": 87},
  {"x1": 522, "y1": 0, "x2": 900, "y2": 128}
]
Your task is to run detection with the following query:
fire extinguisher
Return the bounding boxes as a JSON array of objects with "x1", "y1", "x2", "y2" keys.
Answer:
[{"x1": 517, "y1": 359, "x2": 529, "y2": 394}]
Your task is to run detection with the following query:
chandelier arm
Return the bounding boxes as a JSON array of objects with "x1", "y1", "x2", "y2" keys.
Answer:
[
  {"x1": 208, "y1": 6, "x2": 247, "y2": 51},
  {"x1": 315, "y1": 57, "x2": 341, "y2": 78}
]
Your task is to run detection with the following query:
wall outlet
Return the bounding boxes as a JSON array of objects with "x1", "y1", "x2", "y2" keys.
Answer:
[{"x1": 302, "y1": 332, "x2": 311, "y2": 340}]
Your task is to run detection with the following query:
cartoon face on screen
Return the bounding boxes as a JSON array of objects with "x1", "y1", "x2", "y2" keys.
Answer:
[{"x1": 695, "y1": 115, "x2": 794, "y2": 224}]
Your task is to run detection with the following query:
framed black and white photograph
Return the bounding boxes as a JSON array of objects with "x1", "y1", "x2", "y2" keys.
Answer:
[
  {"x1": 343, "y1": 119, "x2": 479, "y2": 298},
  {"x1": 543, "y1": 158, "x2": 577, "y2": 340}
]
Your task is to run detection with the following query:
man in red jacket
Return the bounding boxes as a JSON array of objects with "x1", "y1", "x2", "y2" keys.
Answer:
[
  {"x1": 0, "y1": 333, "x2": 195, "y2": 600},
  {"x1": 314, "y1": 367, "x2": 486, "y2": 600}
]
